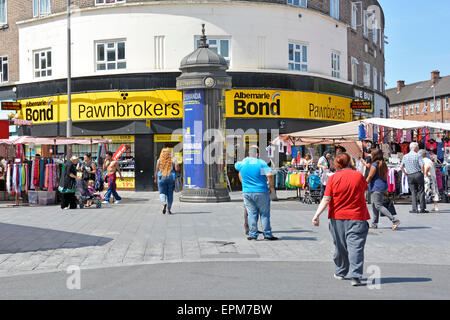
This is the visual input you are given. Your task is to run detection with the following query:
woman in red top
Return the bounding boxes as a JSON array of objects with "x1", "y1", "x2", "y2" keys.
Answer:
[{"x1": 312, "y1": 153, "x2": 370, "y2": 287}]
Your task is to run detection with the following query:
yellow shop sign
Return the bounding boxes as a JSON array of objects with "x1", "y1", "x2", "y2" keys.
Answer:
[
  {"x1": 18, "y1": 90, "x2": 183, "y2": 124},
  {"x1": 225, "y1": 89, "x2": 353, "y2": 122}
]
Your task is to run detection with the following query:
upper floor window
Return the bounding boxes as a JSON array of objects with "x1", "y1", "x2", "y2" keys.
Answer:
[
  {"x1": 423, "y1": 101, "x2": 428, "y2": 113},
  {"x1": 363, "y1": 62, "x2": 370, "y2": 87},
  {"x1": 287, "y1": 0, "x2": 307, "y2": 7},
  {"x1": 0, "y1": 0, "x2": 6, "y2": 25},
  {"x1": 446, "y1": 97, "x2": 449, "y2": 110},
  {"x1": 288, "y1": 42, "x2": 308, "y2": 72},
  {"x1": 351, "y1": 57, "x2": 358, "y2": 84},
  {"x1": 330, "y1": 0, "x2": 339, "y2": 19},
  {"x1": 405, "y1": 104, "x2": 408, "y2": 116},
  {"x1": 33, "y1": 49, "x2": 52, "y2": 78},
  {"x1": 0, "y1": 56, "x2": 7, "y2": 83},
  {"x1": 398, "y1": 105, "x2": 402, "y2": 117},
  {"x1": 195, "y1": 37, "x2": 230, "y2": 66},
  {"x1": 95, "y1": 0, "x2": 126, "y2": 4},
  {"x1": 96, "y1": 40, "x2": 126, "y2": 71},
  {"x1": 33, "y1": 0, "x2": 51, "y2": 17},
  {"x1": 351, "y1": 3, "x2": 357, "y2": 30},
  {"x1": 416, "y1": 103, "x2": 420, "y2": 115},
  {"x1": 363, "y1": 11, "x2": 369, "y2": 38},
  {"x1": 331, "y1": 52, "x2": 340, "y2": 79},
  {"x1": 373, "y1": 67, "x2": 377, "y2": 91},
  {"x1": 436, "y1": 98, "x2": 441, "y2": 112},
  {"x1": 373, "y1": 25, "x2": 378, "y2": 44}
]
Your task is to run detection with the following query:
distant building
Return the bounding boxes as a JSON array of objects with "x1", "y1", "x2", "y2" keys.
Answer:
[{"x1": 386, "y1": 70, "x2": 450, "y2": 123}]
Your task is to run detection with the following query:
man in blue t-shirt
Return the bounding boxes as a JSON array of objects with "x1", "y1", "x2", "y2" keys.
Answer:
[{"x1": 235, "y1": 146, "x2": 278, "y2": 241}]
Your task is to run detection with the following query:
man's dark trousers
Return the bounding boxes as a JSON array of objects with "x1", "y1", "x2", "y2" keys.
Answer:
[{"x1": 408, "y1": 172, "x2": 426, "y2": 212}]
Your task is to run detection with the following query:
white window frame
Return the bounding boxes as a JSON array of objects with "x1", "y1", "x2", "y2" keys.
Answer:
[
  {"x1": 409, "y1": 104, "x2": 413, "y2": 116},
  {"x1": 372, "y1": 20, "x2": 378, "y2": 44},
  {"x1": 95, "y1": 0, "x2": 126, "y2": 5},
  {"x1": 431, "y1": 100, "x2": 435, "y2": 113},
  {"x1": 351, "y1": 57, "x2": 358, "y2": 84},
  {"x1": 446, "y1": 97, "x2": 449, "y2": 110},
  {"x1": 405, "y1": 104, "x2": 408, "y2": 116},
  {"x1": 331, "y1": 51, "x2": 340, "y2": 79},
  {"x1": 436, "y1": 98, "x2": 441, "y2": 112},
  {"x1": 423, "y1": 101, "x2": 428, "y2": 113},
  {"x1": 416, "y1": 103, "x2": 420, "y2": 115},
  {"x1": 287, "y1": 0, "x2": 307, "y2": 7},
  {"x1": 330, "y1": 0, "x2": 339, "y2": 19},
  {"x1": 195, "y1": 36, "x2": 231, "y2": 66},
  {"x1": 363, "y1": 11, "x2": 369, "y2": 38},
  {"x1": 0, "y1": 0, "x2": 6, "y2": 25},
  {"x1": 95, "y1": 39, "x2": 127, "y2": 71},
  {"x1": 0, "y1": 55, "x2": 7, "y2": 83},
  {"x1": 33, "y1": 49, "x2": 52, "y2": 79},
  {"x1": 351, "y1": 2, "x2": 357, "y2": 30},
  {"x1": 33, "y1": 0, "x2": 51, "y2": 17},
  {"x1": 288, "y1": 42, "x2": 308, "y2": 72},
  {"x1": 363, "y1": 62, "x2": 370, "y2": 87},
  {"x1": 373, "y1": 67, "x2": 377, "y2": 91},
  {"x1": 398, "y1": 105, "x2": 402, "y2": 117}
]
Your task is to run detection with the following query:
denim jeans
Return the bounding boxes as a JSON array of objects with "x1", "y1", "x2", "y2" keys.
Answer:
[
  {"x1": 104, "y1": 183, "x2": 122, "y2": 202},
  {"x1": 158, "y1": 176, "x2": 175, "y2": 211},
  {"x1": 243, "y1": 192, "x2": 273, "y2": 239}
]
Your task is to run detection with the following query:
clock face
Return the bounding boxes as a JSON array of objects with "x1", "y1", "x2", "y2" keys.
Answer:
[{"x1": 204, "y1": 77, "x2": 215, "y2": 87}]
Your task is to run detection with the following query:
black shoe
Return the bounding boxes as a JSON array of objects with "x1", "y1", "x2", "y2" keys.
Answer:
[
  {"x1": 409, "y1": 210, "x2": 419, "y2": 214},
  {"x1": 258, "y1": 231, "x2": 263, "y2": 234},
  {"x1": 245, "y1": 231, "x2": 249, "y2": 236},
  {"x1": 351, "y1": 278, "x2": 362, "y2": 287},
  {"x1": 419, "y1": 210, "x2": 429, "y2": 214},
  {"x1": 162, "y1": 204, "x2": 167, "y2": 214},
  {"x1": 264, "y1": 236, "x2": 279, "y2": 241},
  {"x1": 247, "y1": 237, "x2": 257, "y2": 241}
]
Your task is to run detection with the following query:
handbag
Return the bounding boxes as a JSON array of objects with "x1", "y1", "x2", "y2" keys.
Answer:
[
  {"x1": 382, "y1": 199, "x2": 397, "y2": 216},
  {"x1": 174, "y1": 175, "x2": 183, "y2": 193}
]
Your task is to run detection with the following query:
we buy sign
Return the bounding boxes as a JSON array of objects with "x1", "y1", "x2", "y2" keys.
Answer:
[{"x1": 112, "y1": 144, "x2": 127, "y2": 160}]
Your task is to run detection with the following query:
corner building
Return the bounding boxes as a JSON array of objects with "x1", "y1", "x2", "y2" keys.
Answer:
[{"x1": 0, "y1": 0, "x2": 388, "y2": 190}]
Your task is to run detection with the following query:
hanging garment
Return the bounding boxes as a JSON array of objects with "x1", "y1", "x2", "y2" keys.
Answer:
[
  {"x1": 387, "y1": 169, "x2": 396, "y2": 193},
  {"x1": 30, "y1": 160, "x2": 35, "y2": 190},
  {"x1": 401, "y1": 171, "x2": 409, "y2": 194},
  {"x1": 405, "y1": 130, "x2": 412, "y2": 142},
  {"x1": 39, "y1": 159, "x2": 45, "y2": 189},
  {"x1": 278, "y1": 140, "x2": 285, "y2": 153},
  {"x1": 291, "y1": 146, "x2": 298, "y2": 159},
  {"x1": 286, "y1": 142, "x2": 292, "y2": 156},
  {"x1": 358, "y1": 124, "x2": 366, "y2": 140},
  {"x1": 437, "y1": 142, "x2": 445, "y2": 161},
  {"x1": 436, "y1": 168, "x2": 444, "y2": 191},
  {"x1": 6, "y1": 164, "x2": 11, "y2": 194}
]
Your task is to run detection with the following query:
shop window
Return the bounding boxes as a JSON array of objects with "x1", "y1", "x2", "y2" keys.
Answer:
[
  {"x1": 96, "y1": 40, "x2": 126, "y2": 71},
  {"x1": 0, "y1": 56, "x2": 7, "y2": 83},
  {"x1": 287, "y1": 0, "x2": 307, "y2": 7},
  {"x1": 288, "y1": 42, "x2": 308, "y2": 72},
  {"x1": 331, "y1": 52, "x2": 340, "y2": 79},
  {"x1": 195, "y1": 37, "x2": 231, "y2": 66},
  {"x1": 33, "y1": 0, "x2": 51, "y2": 17},
  {"x1": 0, "y1": 0, "x2": 6, "y2": 25},
  {"x1": 33, "y1": 49, "x2": 52, "y2": 78},
  {"x1": 95, "y1": 0, "x2": 126, "y2": 4}
]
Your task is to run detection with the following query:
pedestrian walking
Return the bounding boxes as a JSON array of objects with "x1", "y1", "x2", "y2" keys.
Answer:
[
  {"x1": 400, "y1": 142, "x2": 428, "y2": 213},
  {"x1": 102, "y1": 151, "x2": 123, "y2": 204},
  {"x1": 317, "y1": 150, "x2": 333, "y2": 198},
  {"x1": 366, "y1": 149, "x2": 401, "y2": 230},
  {"x1": 312, "y1": 153, "x2": 370, "y2": 287},
  {"x1": 77, "y1": 153, "x2": 97, "y2": 182},
  {"x1": 155, "y1": 147, "x2": 178, "y2": 214},
  {"x1": 419, "y1": 150, "x2": 440, "y2": 212},
  {"x1": 58, "y1": 156, "x2": 82, "y2": 210},
  {"x1": 235, "y1": 145, "x2": 278, "y2": 241}
]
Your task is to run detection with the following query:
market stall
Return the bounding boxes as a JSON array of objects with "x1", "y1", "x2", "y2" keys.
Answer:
[
  {"x1": 276, "y1": 118, "x2": 450, "y2": 203},
  {"x1": 0, "y1": 136, "x2": 111, "y2": 206}
]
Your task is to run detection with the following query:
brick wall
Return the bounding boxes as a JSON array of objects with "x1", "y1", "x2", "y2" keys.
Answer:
[{"x1": 390, "y1": 98, "x2": 450, "y2": 123}]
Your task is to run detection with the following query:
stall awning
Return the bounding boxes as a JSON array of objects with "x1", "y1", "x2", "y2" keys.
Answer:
[{"x1": 0, "y1": 136, "x2": 112, "y2": 145}]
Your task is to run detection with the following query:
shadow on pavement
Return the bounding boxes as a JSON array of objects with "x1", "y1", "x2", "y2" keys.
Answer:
[
  {"x1": 394, "y1": 226, "x2": 432, "y2": 231},
  {"x1": 278, "y1": 236, "x2": 317, "y2": 241},
  {"x1": 0, "y1": 223, "x2": 113, "y2": 255},
  {"x1": 379, "y1": 277, "x2": 432, "y2": 284},
  {"x1": 172, "y1": 211, "x2": 211, "y2": 215},
  {"x1": 275, "y1": 230, "x2": 313, "y2": 234}
]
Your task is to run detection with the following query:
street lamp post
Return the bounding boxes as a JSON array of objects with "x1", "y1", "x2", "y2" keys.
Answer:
[
  {"x1": 433, "y1": 85, "x2": 436, "y2": 123},
  {"x1": 66, "y1": 0, "x2": 72, "y2": 158}
]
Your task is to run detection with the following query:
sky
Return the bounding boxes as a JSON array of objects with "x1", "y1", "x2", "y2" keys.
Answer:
[{"x1": 378, "y1": 0, "x2": 450, "y2": 89}]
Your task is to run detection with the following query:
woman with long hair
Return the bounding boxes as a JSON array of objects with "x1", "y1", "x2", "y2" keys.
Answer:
[
  {"x1": 366, "y1": 149, "x2": 401, "y2": 230},
  {"x1": 312, "y1": 153, "x2": 370, "y2": 286},
  {"x1": 155, "y1": 147, "x2": 179, "y2": 214}
]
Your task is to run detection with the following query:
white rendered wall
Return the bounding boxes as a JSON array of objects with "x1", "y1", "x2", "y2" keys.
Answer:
[{"x1": 18, "y1": 2, "x2": 349, "y2": 84}]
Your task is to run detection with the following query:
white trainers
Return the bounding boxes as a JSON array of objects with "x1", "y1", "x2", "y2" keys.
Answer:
[
  {"x1": 114, "y1": 200, "x2": 121, "y2": 204},
  {"x1": 102, "y1": 200, "x2": 109, "y2": 204}
]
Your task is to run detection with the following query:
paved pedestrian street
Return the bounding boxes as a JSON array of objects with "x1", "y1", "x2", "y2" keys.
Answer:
[{"x1": 0, "y1": 190, "x2": 449, "y2": 299}]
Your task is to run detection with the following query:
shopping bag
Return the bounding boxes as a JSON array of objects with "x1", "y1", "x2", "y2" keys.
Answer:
[
  {"x1": 382, "y1": 199, "x2": 397, "y2": 216},
  {"x1": 174, "y1": 175, "x2": 183, "y2": 193}
]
